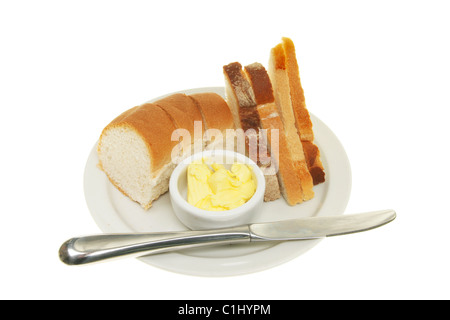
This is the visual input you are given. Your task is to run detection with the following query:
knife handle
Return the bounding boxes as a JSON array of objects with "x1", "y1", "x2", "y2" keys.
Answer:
[{"x1": 59, "y1": 225, "x2": 251, "y2": 265}]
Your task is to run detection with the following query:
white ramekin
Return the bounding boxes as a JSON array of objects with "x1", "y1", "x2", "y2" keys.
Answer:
[{"x1": 169, "y1": 149, "x2": 266, "y2": 230}]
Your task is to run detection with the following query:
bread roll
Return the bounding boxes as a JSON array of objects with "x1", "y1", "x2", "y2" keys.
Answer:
[
  {"x1": 97, "y1": 92, "x2": 235, "y2": 209},
  {"x1": 97, "y1": 103, "x2": 179, "y2": 209}
]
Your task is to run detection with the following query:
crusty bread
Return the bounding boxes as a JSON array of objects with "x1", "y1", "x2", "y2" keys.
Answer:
[
  {"x1": 188, "y1": 92, "x2": 235, "y2": 150},
  {"x1": 281, "y1": 37, "x2": 314, "y2": 141},
  {"x1": 257, "y1": 104, "x2": 304, "y2": 205},
  {"x1": 97, "y1": 103, "x2": 179, "y2": 209},
  {"x1": 245, "y1": 62, "x2": 304, "y2": 205},
  {"x1": 279, "y1": 37, "x2": 325, "y2": 185},
  {"x1": 97, "y1": 93, "x2": 237, "y2": 210},
  {"x1": 223, "y1": 62, "x2": 258, "y2": 129},
  {"x1": 223, "y1": 62, "x2": 281, "y2": 202},
  {"x1": 268, "y1": 44, "x2": 315, "y2": 200}
]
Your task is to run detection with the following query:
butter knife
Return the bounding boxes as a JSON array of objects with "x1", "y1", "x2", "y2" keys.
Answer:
[{"x1": 59, "y1": 209, "x2": 396, "y2": 265}]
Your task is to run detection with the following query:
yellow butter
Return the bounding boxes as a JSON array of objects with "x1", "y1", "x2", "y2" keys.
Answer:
[{"x1": 187, "y1": 160, "x2": 256, "y2": 211}]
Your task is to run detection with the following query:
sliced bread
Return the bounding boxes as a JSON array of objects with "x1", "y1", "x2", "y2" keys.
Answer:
[
  {"x1": 268, "y1": 44, "x2": 315, "y2": 200},
  {"x1": 280, "y1": 37, "x2": 325, "y2": 185},
  {"x1": 223, "y1": 62, "x2": 281, "y2": 202},
  {"x1": 97, "y1": 103, "x2": 179, "y2": 209},
  {"x1": 245, "y1": 62, "x2": 304, "y2": 205},
  {"x1": 281, "y1": 37, "x2": 314, "y2": 141},
  {"x1": 98, "y1": 93, "x2": 236, "y2": 210}
]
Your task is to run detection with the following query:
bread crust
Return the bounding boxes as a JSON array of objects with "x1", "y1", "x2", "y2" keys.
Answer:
[
  {"x1": 269, "y1": 45, "x2": 315, "y2": 200},
  {"x1": 223, "y1": 62, "x2": 261, "y2": 137},
  {"x1": 224, "y1": 62, "x2": 281, "y2": 201},
  {"x1": 257, "y1": 103, "x2": 304, "y2": 205},
  {"x1": 99, "y1": 103, "x2": 178, "y2": 174},
  {"x1": 154, "y1": 93, "x2": 205, "y2": 134},
  {"x1": 301, "y1": 140, "x2": 325, "y2": 185},
  {"x1": 223, "y1": 62, "x2": 257, "y2": 109},
  {"x1": 281, "y1": 37, "x2": 325, "y2": 185},
  {"x1": 188, "y1": 93, "x2": 234, "y2": 133},
  {"x1": 245, "y1": 62, "x2": 305, "y2": 205},
  {"x1": 282, "y1": 37, "x2": 314, "y2": 142},
  {"x1": 244, "y1": 63, "x2": 274, "y2": 105}
]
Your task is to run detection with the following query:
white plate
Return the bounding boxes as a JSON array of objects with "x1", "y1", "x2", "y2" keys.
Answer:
[{"x1": 83, "y1": 87, "x2": 351, "y2": 277}]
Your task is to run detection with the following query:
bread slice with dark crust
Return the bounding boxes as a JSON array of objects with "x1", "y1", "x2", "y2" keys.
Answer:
[
  {"x1": 223, "y1": 62, "x2": 258, "y2": 130},
  {"x1": 245, "y1": 62, "x2": 304, "y2": 205},
  {"x1": 223, "y1": 62, "x2": 281, "y2": 202}
]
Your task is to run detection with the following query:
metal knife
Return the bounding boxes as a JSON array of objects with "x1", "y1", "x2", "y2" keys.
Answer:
[{"x1": 59, "y1": 209, "x2": 396, "y2": 265}]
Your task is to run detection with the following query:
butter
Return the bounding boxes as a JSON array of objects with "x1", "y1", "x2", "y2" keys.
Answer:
[{"x1": 187, "y1": 160, "x2": 256, "y2": 211}]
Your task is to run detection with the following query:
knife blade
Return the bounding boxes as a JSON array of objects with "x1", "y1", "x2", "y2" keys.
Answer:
[
  {"x1": 249, "y1": 209, "x2": 396, "y2": 241},
  {"x1": 59, "y1": 209, "x2": 396, "y2": 265}
]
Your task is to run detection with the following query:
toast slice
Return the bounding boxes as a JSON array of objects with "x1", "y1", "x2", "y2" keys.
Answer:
[
  {"x1": 281, "y1": 37, "x2": 314, "y2": 141},
  {"x1": 245, "y1": 62, "x2": 304, "y2": 205},
  {"x1": 280, "y1": 37, "x2": 325, "y2": 184},
  {"x1": 223, "y1": 62, "x2": 281, "y2": 202},
  {"x1": 268, "y1": 44, "x2": 315, "y2": 200},
  {"x1": 223, "y1": 62, "x2": 258, "y2": 130}
]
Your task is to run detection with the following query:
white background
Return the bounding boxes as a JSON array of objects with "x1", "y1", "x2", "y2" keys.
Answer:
[{"x1": 1, "y1": 0, "x2": 449, "y2": 300}]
